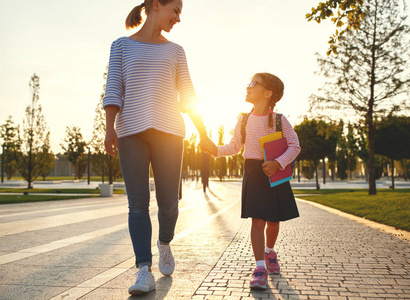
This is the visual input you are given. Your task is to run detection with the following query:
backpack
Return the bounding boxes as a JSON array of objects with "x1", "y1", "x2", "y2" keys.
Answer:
[{"x1": 240, "y1": 112, "x2": 296, "y2": 173}]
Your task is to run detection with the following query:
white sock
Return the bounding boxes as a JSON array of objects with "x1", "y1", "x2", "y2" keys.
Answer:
[
  {"x1": 256, "y1": 260, "x2": 265, "y2": 268},
  {"x1": 265, "y1": 246, "x2": 273, "y2": 254}
]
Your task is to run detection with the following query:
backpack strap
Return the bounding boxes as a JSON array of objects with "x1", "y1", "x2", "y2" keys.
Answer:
[
  {"x1": 241, "y1": 112, "x2": 281, "y2": 143},
  {"x1": 240, "y1": 113, "x2": 251, "y2": 144},
  {"x1": 276, "y1": 113, "x2": 283, "y2": 132}
]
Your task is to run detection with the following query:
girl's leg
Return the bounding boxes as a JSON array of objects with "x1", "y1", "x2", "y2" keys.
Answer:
[
  {"x1": 266, "y1": 221, "x2": 280, "y2": 249},
  {"x1": 149, "y1": 130, "x2": 183, "y2": 243},
  {"x1": 251, "y1": 218, "x2": 267, "y2": 261},
  {"x1": 118, "y1": 134, "x2": 152, "y2": 267}
]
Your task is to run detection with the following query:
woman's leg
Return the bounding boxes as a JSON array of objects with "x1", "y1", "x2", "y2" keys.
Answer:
[
  {"x1": 118, "y1": 133, "x2": 152, "y2": 267},
  {"x1": 149, "y1": 130, "x2": 183, "y2": 243},
  {"x1": 266, "y1": 221, "x2": 280, "y2": 249},
  {"x1": 251, "y1": 218, "x2": 267, "y2": 261}
]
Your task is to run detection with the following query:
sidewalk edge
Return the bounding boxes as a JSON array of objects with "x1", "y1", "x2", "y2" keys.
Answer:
[{"x1": 296, "y1": 197, "x2": 410, "y2": 243}]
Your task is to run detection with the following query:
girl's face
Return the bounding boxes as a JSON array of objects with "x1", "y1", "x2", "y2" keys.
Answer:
[
  {"x1": 245, "y1": 75, "x2": 272, "y2": 105},
  {"x1": 155, "y1": 0, "x2": 183, "y2": 32}
]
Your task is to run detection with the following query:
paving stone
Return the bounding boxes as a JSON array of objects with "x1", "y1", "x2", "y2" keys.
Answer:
[{"x1": 191, "y1": 200, "x2": 409, "y2": 300}]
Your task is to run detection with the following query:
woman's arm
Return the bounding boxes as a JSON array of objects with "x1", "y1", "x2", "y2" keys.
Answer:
[
  {"x1": 104, "y1": 105, "x2": 120, "y2": 156},
  {"x1": 186, "y1": 109, "x2": 217, "y2": 155}
]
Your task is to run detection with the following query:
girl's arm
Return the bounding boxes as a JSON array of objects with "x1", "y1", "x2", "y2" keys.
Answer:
[
  {"x1": 275, "y1": 115, "x2": 301, "y2": 170},
  {"x1": 215, "y1": 115, "x2": 244, "y2": 157}
]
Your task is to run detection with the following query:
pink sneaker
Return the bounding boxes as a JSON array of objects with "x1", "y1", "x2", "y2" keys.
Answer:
[
  {"x1": 264, "y1": 250, "x2": 280, "y2": 274},
  {"x1": 249, "y1": 266, "x2": 268, "y2": 289}
]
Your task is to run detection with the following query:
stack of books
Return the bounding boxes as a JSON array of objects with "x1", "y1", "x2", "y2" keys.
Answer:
[{"x1": 259, "y1": 132, "x2": 292, "y2": 187}]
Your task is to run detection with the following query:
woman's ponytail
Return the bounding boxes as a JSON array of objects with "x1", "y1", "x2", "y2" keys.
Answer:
[{"x1": 125, "y1": 3, "x2": 145, "y2": 30}]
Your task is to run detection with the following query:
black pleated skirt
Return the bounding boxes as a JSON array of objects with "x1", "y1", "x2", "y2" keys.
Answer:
[{"x1": 241, "y1": 159, "x2": 300, "y2": 222}]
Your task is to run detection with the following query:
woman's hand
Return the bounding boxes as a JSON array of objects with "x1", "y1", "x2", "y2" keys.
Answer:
[
  {"x1": 104, "y1": 105, "x2": 120, "y2": 156},
  {"x1": 105, "y1": 128, "x2": 118, "y2": 156},
  {"x1": 262, "y1": 160, "x2": 280, "y2": 177}
]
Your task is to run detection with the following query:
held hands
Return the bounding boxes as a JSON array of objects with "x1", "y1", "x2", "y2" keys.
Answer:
[
  {"x1": 200, "y1": 136, "x2": 218, "y2": 156},
  {"x1": 104, "y1": 128, "x2": 118, "y2": 156},
  {"x1": 262, "y1": 160, "x2": 280, "y2": 177}
]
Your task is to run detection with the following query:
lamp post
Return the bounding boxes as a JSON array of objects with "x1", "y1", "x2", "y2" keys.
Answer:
[
  {"x1": 87, "y1": 147, "x2": 91, "y2": 185},
  {"x1": 1, "y1": 144, "x2": 5, "y2": 183}
]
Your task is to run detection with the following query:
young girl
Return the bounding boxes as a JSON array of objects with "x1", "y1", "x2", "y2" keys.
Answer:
[
  {"x1": 205, "y1": 72, "x2": 301, "y2": 289},
  {"x1": 103, "y1": 0, "x2": 212, "y2": 295}
]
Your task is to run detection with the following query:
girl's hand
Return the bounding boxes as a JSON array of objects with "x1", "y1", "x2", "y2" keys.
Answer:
[
  {"x1": 201, "y1": 136, "x2": 218, "y2": 156},
  {"x1": 262, "y1": 160, "x2": 280, "y2": 177},
  {"x1": 104, "y1": 129, "x2": 118, "y2": 156}
]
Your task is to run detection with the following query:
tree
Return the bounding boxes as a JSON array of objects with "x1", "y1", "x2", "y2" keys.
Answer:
[
  {"x1": 345, "y1": 123, "x2": 358, "y2": 179},
  {"x1": 309, "y1": 0, "x2": 410, "y2": 195},
  {"x1": 16, "y1": 74, "x2": 50, "y2": 188},
  {"x1": 38, "y1": 132, "x2": 55, "y2": 180},
  {"x1": 374, "y1": 115, "x2": 410, "y2": 188},
  {"x1": 294, "y1": 118, "x2": 339, "y2": 189},
  {"x1": 90, "y1": 69, "x2": 121, "y2": 184},
  {"x1": 61, "y1": 126, "x2": 87, "y2": 179},
  {"x1": 307, "y1": 0, "x2": 365, "y2": 55},
  {"x1": 0, "y1": 116, "x2": 20, "y2": 180}
]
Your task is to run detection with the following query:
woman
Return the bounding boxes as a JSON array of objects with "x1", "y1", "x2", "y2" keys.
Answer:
[{"x1": 103, "y1": 0, "x2": 211, "y2": 295}]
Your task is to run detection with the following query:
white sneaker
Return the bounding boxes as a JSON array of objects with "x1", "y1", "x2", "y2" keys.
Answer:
[
  {"x1": 128, "y1": 265, "x2": 156, "y2": 295},
  {"x1": 157, "y1": 240, "x2": 175, "y2": 276}
]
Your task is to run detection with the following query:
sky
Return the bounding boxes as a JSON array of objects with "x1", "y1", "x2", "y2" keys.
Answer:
[{"x1": 1, "y1": 0, "x2": 407, "y2": 153}]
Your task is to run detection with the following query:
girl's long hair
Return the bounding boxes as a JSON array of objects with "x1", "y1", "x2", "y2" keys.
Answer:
[{"x1": 125, "y1": 0, "x2": 175, "y2": 29}]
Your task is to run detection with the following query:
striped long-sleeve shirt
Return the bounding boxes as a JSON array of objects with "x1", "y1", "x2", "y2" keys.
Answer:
[
  {"x1": 217, "y1": 112, "x2": 301, "y2": 170},
  {"x1": 103, "y1": 37, "x2": 198, "y2": 139}
]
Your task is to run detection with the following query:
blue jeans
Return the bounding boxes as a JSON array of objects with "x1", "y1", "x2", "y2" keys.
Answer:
[{"x1": 118, "y1": 129, "x2": 183, "y2": 267}]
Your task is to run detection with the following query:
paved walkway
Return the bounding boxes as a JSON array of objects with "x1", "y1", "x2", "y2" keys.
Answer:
[
  {"x1": 0, "y1": 182, "x2": 408, "y2": 299},
  {"x1": 192, "y1": 199, "x2": 410, "y2": 300}
]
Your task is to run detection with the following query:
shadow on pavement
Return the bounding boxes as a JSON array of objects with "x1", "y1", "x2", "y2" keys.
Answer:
[{"x1": 270, "y1": 273, "x2": 300, "y2": 300}]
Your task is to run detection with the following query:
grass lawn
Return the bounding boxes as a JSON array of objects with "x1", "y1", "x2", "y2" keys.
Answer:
[
  {"x1": 0, "y1": 194, "x2": 99, "y2": 205},
  {"x1": 0, "y1": 188, "x2": 125, "y2": 205},
  {"x1": 0, "y1": 188, "x2": 125, "y2": 194},
  {"x1": 296, "y1": 189, "x2": 410, "y2": 231},
  {"x1": 7, "y1": 176, "x2": 124, "y2": 182}
]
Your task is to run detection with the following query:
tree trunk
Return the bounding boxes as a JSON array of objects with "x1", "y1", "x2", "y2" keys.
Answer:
[
  {"x1": 367, "y1": 1, "x2": 378, "y2": 196},
  {"x1": 323, "y1": 159, "x2": 326, "y2": 184},
  {"x1": 391, "y1": 158, "x2": 395, "y2": 189},
  {"x1": 315, "y1": 162, "x2": 320, "y2": 190},
  {"x1": 297, "y1": 160, "x2": 301, "y2": 182}
]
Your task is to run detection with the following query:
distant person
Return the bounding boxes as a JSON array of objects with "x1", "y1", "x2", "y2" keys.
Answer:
[
  {"x1": 203, "y1": 73, "x2": 301, "y2": 290},
  {"x1": 201, "y1": 151, "x2": 210, "y2": 192},
  {"x1": 103, "y1": 0, "x2": 212, "y2": 295}
]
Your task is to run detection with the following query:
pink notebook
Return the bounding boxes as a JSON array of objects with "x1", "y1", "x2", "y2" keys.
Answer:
[{"x1": 262, "y1": 138, "x2": 292, "y2": 187}]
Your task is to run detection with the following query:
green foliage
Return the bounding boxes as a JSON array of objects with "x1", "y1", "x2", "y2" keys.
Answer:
[
  {"x1": 61, "y1": 126, "x2": 87, "y2": 180},
  {"x1": 38, "y1": 132, "x2": 55, "y2": 180},
  {"x1": 295, "y1": 118, "x2": 340, "y2": 188},
  {"x1": 309, "y1": 0, "x2": 410, "y2": 195},
  {"x1": 294, "y1": 118, "x2": 339, "y2": 162},
  {"x1": 16, "y1": 74, "x2": 50, "y2": 188},
  {"x1": 375, "y1": 116, "x2": 410, "y2": 160},
  {"x1": 0, "y1": 116, "x2": 20, "y2": 179},
  {"x1": 90, "y1": 68, "x2": 121, "y2": 184},
  {"x1": 306, "y1": 0, "x2": 365, "y2": 55}
]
